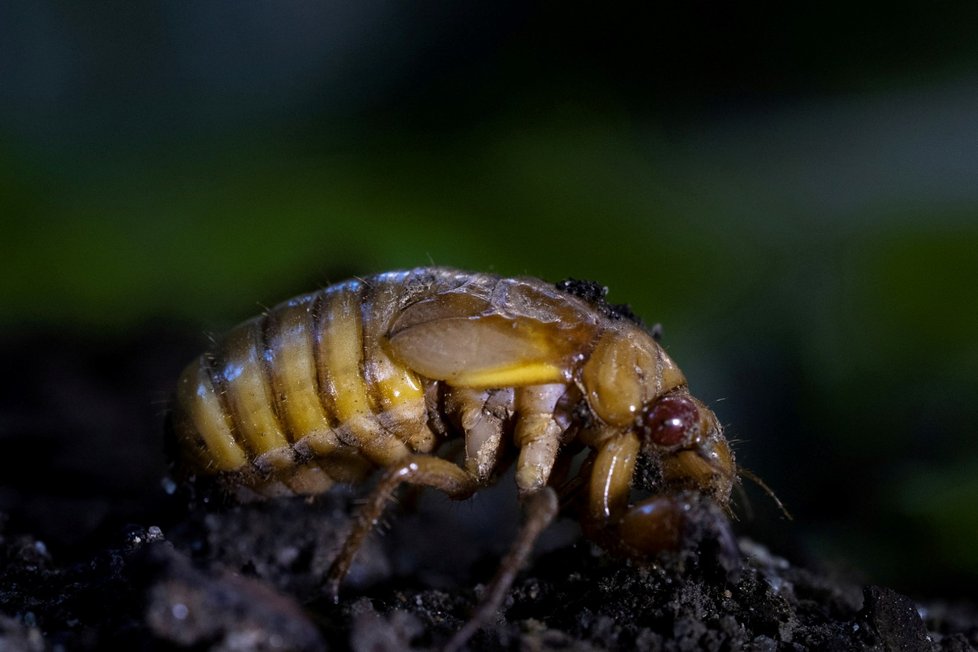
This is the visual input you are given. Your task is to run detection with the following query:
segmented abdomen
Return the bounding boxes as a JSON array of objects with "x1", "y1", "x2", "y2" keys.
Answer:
[{"x1": 172, "y1": 270, "x2": 461, "y2": 494}]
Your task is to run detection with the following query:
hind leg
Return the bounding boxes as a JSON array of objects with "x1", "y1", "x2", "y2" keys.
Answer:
[
  {"x1": 442, "y1": 385, "x2": 567, "y2": 649},
  {"x1": 324, "y1": 454, "x2": 479, "y2": 601},
  {"x1": 444, "y1": 486, "x2": 558, "y2": 652}
]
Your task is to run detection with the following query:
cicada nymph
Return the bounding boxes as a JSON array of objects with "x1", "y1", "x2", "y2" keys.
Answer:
[{"x1": 171, "y1": 268, "x2": 749, "y2": 650}]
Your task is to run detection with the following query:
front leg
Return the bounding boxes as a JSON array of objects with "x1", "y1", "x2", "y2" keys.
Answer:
[
  {"x1": 583, "y1": 432, "x2": 734, "y2": 561},
  {"x1": 584, "y1": 431, "x2": 684, "y2": 557},
  {"x1": 582, "y1": 431, "x2": 640, "y2": 550}
]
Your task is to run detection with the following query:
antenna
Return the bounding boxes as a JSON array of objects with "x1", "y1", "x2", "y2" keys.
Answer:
[{"x1": 739, "y1": 467, "x2": 792, "y2": 520}]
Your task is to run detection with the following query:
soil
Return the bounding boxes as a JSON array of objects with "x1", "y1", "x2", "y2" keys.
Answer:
[{"x1": 1, "y1": 331, "x2": 976, "y2": 651}]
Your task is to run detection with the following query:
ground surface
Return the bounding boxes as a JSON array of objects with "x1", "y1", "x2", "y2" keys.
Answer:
[{"x1": 0, "y1": 332, "x2": 976, "y2": 651}]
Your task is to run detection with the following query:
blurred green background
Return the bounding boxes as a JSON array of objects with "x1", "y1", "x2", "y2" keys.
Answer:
[{"x1": 2, "y1": 3, "x2": 977, "y2": 598}]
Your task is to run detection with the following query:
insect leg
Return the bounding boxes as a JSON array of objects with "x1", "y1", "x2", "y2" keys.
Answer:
[
  {"x1": 323, "y1": 454, "x2": 479, "y2": 602},
  {"x1": 586, "y1": 434, "x2": 739, "y2": 565},
  {"x1": 446, "y1": 387, "x2": 514, "y2": 482},
  {"x1": 582, "y1": 432, "x2": 640, "y2": 550},
  {"x1": 513, "y1": 384, "x2": 569, "y2": 496},
  {"x1": 443, "y1": 486, "x2": 558, "y2": 652}
]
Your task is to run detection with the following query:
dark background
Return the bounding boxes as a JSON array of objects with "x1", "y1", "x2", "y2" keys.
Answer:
[{"x1": 2, "y1": 1, "x2": 977, "y2": 601}]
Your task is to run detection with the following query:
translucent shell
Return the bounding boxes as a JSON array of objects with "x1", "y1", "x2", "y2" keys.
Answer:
[{"x1": 387, "y1": 278, "x2": 602, "y2": 389}]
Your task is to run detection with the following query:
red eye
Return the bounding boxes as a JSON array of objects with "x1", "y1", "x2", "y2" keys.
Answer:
[{"x1": 641, "y1": 395, "x2": 699, "y2": 447}]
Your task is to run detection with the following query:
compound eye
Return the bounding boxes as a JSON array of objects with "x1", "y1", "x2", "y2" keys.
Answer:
[{"x1": 640, "y1": 395, "x2": 700, "y2": 448}]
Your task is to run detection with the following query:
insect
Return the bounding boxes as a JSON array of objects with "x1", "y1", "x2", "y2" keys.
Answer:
[{"x1": 171, "y1": 268, "x2": 740, "y2": 650}]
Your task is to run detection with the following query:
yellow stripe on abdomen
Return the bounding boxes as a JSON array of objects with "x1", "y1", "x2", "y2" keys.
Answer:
[
  {"x1": 175, "y1": 359, "x2": 248, "y2": 471},
  {"x1": 323, "y1": 289, "x2": 374, "y2": 422},
  {"x1": 360, "y1": 277, "x2": 432, "y2": 453},
  {"x1": 265, "y1": 298, "x2": 336, "y2": 445},
  {"x1": 375, "y1": 366, "x2": 424, "y2": 408},
  {"x1": 218, "y1": 322, "x2": 291, "y2": 457},
  {"x1": 316, "y1": 285, "x2": 410, "y2": 464}
]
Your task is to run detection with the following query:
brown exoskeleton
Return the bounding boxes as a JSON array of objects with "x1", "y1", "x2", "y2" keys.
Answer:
[{"x1": 171, "y1": 268, "x2": 742, "y2": 650}]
